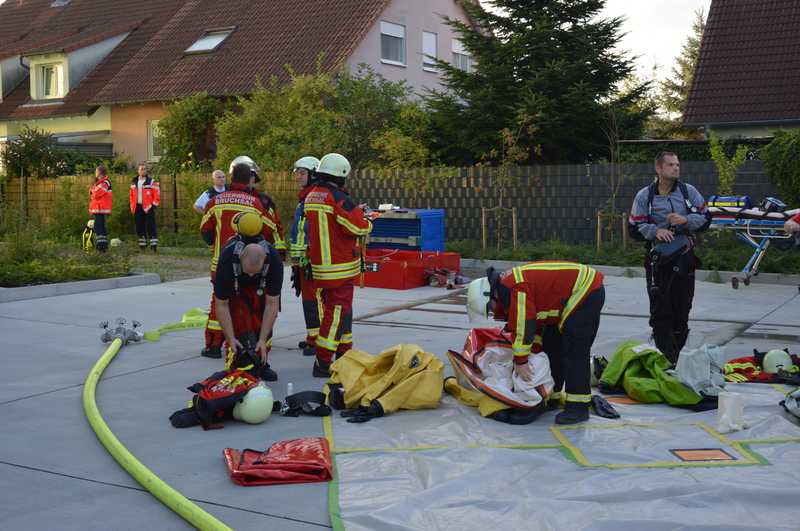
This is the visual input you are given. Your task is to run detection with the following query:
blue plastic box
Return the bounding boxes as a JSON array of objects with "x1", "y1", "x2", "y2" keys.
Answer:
[{"x1": 368, "y1": 209, "x2": 445, "y2": 251}]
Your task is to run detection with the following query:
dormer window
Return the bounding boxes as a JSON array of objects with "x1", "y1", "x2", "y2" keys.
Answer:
[
  {"x1": 185, "y1": 28, "x2": 235, "y2": 54},
  {"x1": 32, "y1": 61, "x2": 66, "y2": 100}
]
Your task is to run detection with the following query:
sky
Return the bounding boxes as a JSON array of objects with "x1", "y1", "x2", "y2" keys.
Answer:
[
  {"x1": 480, "y1": 0, "x2": 712, "y2": 82},
  {"x1": 600, "y1": 0, "x2": 712, "y2": 81}
]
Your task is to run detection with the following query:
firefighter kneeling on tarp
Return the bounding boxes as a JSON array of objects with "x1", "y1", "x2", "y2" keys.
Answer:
[
  {"x1": 467, "y1": 262, "x2": 605, "y2": 424},
  {"x1": 213, "y1": 212, "x2": 284, "y2": 382}
]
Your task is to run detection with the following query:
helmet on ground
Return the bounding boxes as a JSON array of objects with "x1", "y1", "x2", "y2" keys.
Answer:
[
  {"x1": 232, "y1": 212, "x2": 263, "y2": 238},
  {"x1": 229, "y1": 155, "x2": 261, "y2": 182},
  {"x1": 293, "y1": 156, "x2": 320, "y2": 172},
  {"x1": 110, "y1": 238, "x2": 122, "y2": 247},
  {"x1": 232, "y1": 383, "x2": 274, "y2": 424},
  {"x1": 763, "y1": 349, "x2": 794, "y2": 374},
  {"x1": 86, "y1": 219, "x2": 95, "y2": 229},
  {"x1": 466, "y1": 277, "x2": 491, "y2": 322},
  {"x1": 317, "y1": 153, "x2": 350, "y2": 178}
]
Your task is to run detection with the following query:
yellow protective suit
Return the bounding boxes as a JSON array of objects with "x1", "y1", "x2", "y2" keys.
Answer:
[{"x1": 329, "y1": 344, "x2": 444, "y2": 414}]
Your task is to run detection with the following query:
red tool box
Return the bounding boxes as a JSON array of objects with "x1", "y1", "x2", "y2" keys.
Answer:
[{"x1": 362, "y1": 249, "x2": 461, "y2": 290}]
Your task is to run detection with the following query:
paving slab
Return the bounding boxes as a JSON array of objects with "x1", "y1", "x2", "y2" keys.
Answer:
[{"x1": 1, "y1": 270, "x2": 798, "y2": 530}]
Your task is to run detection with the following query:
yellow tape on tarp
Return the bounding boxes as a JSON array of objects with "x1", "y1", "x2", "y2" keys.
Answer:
[{"x1": 83, "y1": 338, "x2": 231, "y2": 531}]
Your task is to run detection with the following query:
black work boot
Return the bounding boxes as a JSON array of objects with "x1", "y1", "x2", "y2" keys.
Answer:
[
  {"x1": 302, "y1": 345, "x2": 316, "y2": 357},
  {"x1": 201, "y1": 345, "x2": 222, "y2": 359},
  {"x1": 555, "y1": 402, "x2": 590, "y2": 425},
  {"x1": 313, "y1": 358, "x2": 331, "y2": 378},
  {"x1": 298, "y1": 341, "x2": 308, "y2": 349},
  {"x1": 259, "y1": 363, "x2": 278, "y2": 382}
]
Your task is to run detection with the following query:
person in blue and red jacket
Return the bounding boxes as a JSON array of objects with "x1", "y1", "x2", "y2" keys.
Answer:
[
  {"x1": 467, "y1": 262, "x2": 605, "y2": 424},
  {"x1": 129, "y1": 164, "x2": 160, "y2": 252},
  {"x1": 88, "y1": 165, "x2": 112, "y2": 252},
  {"x1": 289, "y1": 156, "x2": 322, "y2": 358}
]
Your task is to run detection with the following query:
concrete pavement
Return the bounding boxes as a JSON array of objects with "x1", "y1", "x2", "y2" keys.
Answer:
[{"x1": 0, "y1": 267, "x2": 798, "y2": 530}]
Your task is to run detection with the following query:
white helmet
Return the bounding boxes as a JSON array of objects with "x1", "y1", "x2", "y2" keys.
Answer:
[
  {"x1": 466, "y1": 277, "x2": 491, "y2": 322},
  {"x1": 229, "y1": 155, "x2": 261, "y2": 182},
  {"x1": 232, "y1": 383, "x2": 274, "y2": 424},
  {"x1": 293, "y1": 156, "x2": 320, "y2": 171},
  {"x1": 86, "y1": 219, "x2": 95, "y2": 229},
  {"x1": 317, "y1": 153, "x2": 350, "y2": 178},
  {"x1": 763, "y1": 349, "x2": 794, "y2": 374},
  {"x1": 110, "y1": 238, "x2": 122, "y2": 247}
]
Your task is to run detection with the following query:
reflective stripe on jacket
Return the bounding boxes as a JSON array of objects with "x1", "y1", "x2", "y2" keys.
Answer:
[
  {"x1": 304, "y1": 182, "x2": 371, "y2": 287},
  {"x1": 199, "y1": 183, "x2": 279, "y2": 273},
  {"x1": 89, "y1": 177, "x2": 113, "y2": 214},
  {"x1": 500, "y1": 262, "x2": 604, "y2": 361},
  {"x1": 290, "y1": 187, "x2": 312, "y2": 263},
  {"x1": 129, "y1": 176, "x2": 160, "y2": 213}
]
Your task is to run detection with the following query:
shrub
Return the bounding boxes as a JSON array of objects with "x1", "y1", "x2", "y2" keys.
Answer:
[{"x1": 761, "y1": 130, "x2": 800, "y2": 206}]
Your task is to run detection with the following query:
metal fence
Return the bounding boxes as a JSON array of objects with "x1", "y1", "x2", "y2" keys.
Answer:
[{"x1": 2, "y1": 161, "x2": 776, "y2": 244}]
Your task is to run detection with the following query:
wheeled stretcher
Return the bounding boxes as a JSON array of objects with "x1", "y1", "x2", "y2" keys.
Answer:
[{"x1": 709, "y1": 203, "x2": 799, "y2": 289}]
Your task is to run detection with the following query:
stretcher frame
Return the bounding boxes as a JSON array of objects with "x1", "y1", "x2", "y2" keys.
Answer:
[{"x1": 709, "y1": 207, "x2": 799, "y2": 289}]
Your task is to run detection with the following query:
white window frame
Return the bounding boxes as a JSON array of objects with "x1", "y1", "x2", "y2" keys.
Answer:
[
  {"x1": 380, "y1": 21, "x2": 406, "y2": 67},
  {"x1": 422, "y1": 31, "x2": 438, "y2": 72},
  {"x1": 37, "y1": 63, "x2": 65, "y2": 99},
  {"x1": 452, "y1": 39, "x2": 473, "y2": 73},
  {"x1": 147, "y1": 120, "x2": 163, "y2": 162},
  {"x1": 185, "y1": 27, "x2": 235, "y2": 54}
]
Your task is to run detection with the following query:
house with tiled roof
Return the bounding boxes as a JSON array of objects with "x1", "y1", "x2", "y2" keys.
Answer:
[
  {"x1": 0, "y1": 0, "x2": 472, "y2": 165},
  {"x1": 684, "y1": 0, "x2": 800, "y2": 138}
]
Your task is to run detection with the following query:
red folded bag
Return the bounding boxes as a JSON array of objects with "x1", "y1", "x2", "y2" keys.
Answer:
[{"x1": 223, "y1": 437, "x2": 333, "y2": 486}]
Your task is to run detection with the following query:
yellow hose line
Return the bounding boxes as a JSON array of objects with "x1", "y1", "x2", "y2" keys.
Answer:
[{"x1": 82, "y1": 338, "x2": 232, "y2": 531}]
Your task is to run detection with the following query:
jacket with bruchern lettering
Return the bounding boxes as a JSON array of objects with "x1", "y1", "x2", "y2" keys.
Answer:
[{"x1": 303, "y1": 182, "x2": 371, "y2": 287}]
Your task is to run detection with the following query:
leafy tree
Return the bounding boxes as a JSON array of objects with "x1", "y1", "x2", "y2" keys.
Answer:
[
  {"x1": 0, "y1": 126, "x2": 62, "y2": 179},
  {"x1": 709, "y1": 133, "x2": 748, "y2": 195},
  {"x1": 215, "y1": 70, "x2": 341, "y2": 172},
  {"x1": 371, "y1": 102, "x2": 433, "y2": 169},
  {"x1": 426, "y1": 0, "x2": 651, "y2": 164},
  {"x1": 156, "y1": 92, "x2": 223, "y2": 173},
  {"x1": 652, "y1": 9, "x2": 705, "y2": 138},
  {"x1": 761, "y1": 130, "x2": 800, "y2": 206},
  {"x1": 215, "y1": 64, "x2": 423, "y2": 171}
]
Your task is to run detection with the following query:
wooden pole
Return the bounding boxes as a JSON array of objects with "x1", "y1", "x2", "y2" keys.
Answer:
[
  {"x1": 172, "y1": 172, "x2": 178, "y2": 233},
  {"x1": 481, "y1": 207, "x2": 487, "y2": 250},
  {"x1": 596, "y1": 211, "x2": 602, "y2": 252},
  {"x1": 512, "y1": 207, "x2": 518, "y2": 251},
  {"x1": 621, "y1": 211, "x2": 628, "y2": 249}
]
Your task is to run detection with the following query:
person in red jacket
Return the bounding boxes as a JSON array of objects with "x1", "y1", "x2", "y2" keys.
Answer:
[
  {"x1": 467, "y1": 262, "x2": 605, "y2": 424},
  {"x1": 129, "y1": 164, "x2": 160, "y2": 252},
  {"x1": 88, "y1": 165, "x2": 112, "y2": 252},
  {"x1": 199, "y1": 159, "x2": 281, "y2": 359},
  {"x1": 304, "y1": 153, "x2": 372, "y2": 377},
  {"x1": 785, "y1": 212, "x2": 800, "y2": 235}
]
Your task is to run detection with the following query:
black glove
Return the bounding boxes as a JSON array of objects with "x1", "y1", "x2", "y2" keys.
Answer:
[
  {"x1": 341, "y1": 400, "x2": 384, "y2": 423},
  {"x1": 291, "y1": 266, "x2": 302, "y2": 297},
  {"x1": 590, "y1": 395, "x2": 620, "y2": 419}
]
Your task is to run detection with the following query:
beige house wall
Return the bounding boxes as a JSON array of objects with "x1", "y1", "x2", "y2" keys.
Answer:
[
  {"x1": 346, "y1": 0, "x2": 472, "y2": 95},
  {"x1": 111, "y1": 102, "x2": 166, "y2": 165},
  {"x1": 710, "y1": 123, "x2": 800, "y2": 140}
]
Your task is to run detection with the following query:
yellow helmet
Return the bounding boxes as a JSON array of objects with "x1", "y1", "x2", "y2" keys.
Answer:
[{"x1": 232, "y1": 212, "x2": 263, "y2": 237}]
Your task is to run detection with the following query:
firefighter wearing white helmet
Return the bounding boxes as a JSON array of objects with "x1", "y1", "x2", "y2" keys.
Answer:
[
  {"x1": 290, "y1": 156, "x2": 323, "y2": 357},
  {"x1": 229, "y1": 155, "x2": 261, "y2": 183},
  {"x1": 317, "y1": 153, "x2": 351, "y2": 179},
  {"x1": 304, "y1": 152, "x2": 372, "y2": 377},
  {"x1": 233, "y1": 382, "x2": 274, "y2": 424},
  {"x1": 465, "y1": 264, "x2": 606, "y2": 425}
]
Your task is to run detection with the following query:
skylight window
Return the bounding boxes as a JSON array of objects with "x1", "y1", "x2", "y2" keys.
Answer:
[
  {"x1": 51, "y1": 0, "x2": 71, "y2": 7},
  {"x1": 184, "y1": 28, "x2": 234, "y2": 54}
]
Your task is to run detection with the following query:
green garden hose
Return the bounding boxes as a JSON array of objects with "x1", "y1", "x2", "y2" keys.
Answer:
[{"x1": 82, "y1": 337, "x2": 231, "y2": 531}]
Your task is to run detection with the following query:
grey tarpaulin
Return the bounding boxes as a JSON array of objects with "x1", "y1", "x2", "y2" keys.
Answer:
[{"x1": 327, "y1": 382, "x2": 800, "y2": 531}]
